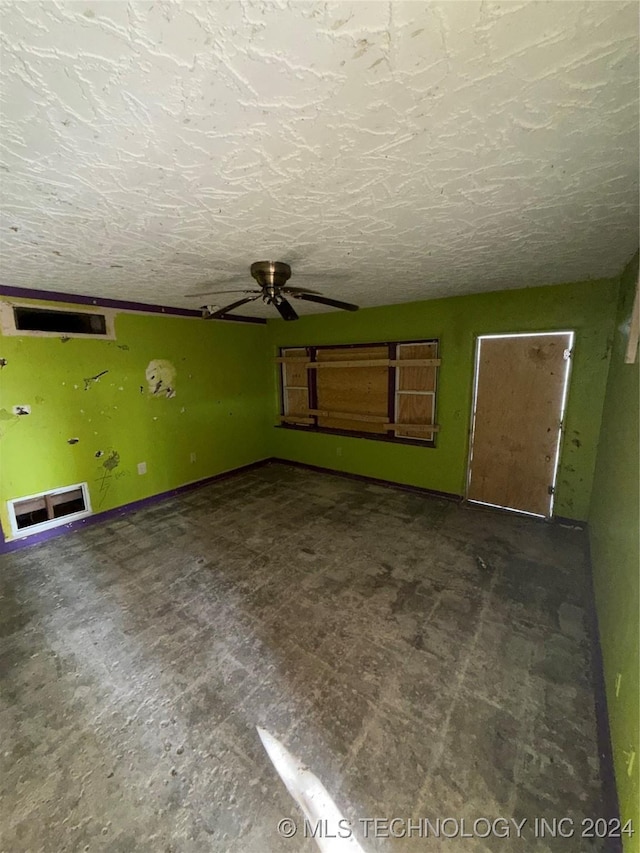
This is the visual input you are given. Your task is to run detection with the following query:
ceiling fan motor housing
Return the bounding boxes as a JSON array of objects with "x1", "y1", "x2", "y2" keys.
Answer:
[{"x1": 250, "y1": 261, "x2": 291, "y2": 294}]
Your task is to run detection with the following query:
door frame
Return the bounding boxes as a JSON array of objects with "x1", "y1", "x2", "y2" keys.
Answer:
[{"x1": 464, "y1": 330, "x2": 575, "y2": 518}]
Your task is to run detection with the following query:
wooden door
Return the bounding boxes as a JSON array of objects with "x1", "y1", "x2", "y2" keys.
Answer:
[{"x1": 467, "y1": 333, "x2": 573, "y2": 516}]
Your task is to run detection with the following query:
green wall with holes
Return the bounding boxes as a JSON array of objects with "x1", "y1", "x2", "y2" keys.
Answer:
[
  {"x1": 589, "y1": 253, "x2": 639, "y2": 852},
  {"x1": 0, "y1": 301, "x2": 271, "y2": 539},
  {"x1": 265, "y1": 277, "x2": 619, "y2": 521},
  {"x1": 0, "y1": 277, "x2": 621, "y2": 539}
]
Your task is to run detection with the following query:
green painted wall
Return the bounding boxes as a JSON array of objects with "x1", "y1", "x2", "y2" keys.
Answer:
[
  {"x1": 266, "y1": 278, "x2": 619, "y2": 521},
  {"x1": 589, "y1": 254, "x2": 639, "y2": 851},
  {"x1": 1, "y1": 279, "x2": 618, "y2": 538},
  {"x1": 0, "y1": 301, "x2": 270, "y2": 539}
]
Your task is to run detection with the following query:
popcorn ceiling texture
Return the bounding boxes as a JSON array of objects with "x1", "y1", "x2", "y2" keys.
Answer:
[{"x1": 0, "y1": 1, "x2": 638, "y2": 316}]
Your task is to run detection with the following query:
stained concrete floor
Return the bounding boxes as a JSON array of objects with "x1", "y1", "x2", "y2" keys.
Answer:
[{"x1": 1, "y1": 463, "x2": 607, "y2": 852}]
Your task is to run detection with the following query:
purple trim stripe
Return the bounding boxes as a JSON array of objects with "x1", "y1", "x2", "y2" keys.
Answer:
[
  {"x1": 585, "y1": 542, "x2": 623, "y2": 852},
  {"x1": 0, "y1": 459, "x2": 270, "y2": 554},
  {"x1": 213, "y1": 313, "x2": 267, "y2": 325},
  {"x1": 0, "y1": 284, "x2": 202, "y2": 318}
]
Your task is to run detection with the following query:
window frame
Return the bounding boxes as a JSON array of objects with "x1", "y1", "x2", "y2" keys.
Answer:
[{"x1": 278, "y1": 339, "x2": 440, "y2": 448}]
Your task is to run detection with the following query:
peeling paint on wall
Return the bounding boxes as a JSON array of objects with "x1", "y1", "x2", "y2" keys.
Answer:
[{"x1": 146, "y1": 359, "x2": 176, "y2": 398}]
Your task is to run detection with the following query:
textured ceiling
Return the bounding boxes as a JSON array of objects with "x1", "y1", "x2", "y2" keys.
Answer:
[{"x1": 0, "y1": 1, "x2": 638, "y2": 318}]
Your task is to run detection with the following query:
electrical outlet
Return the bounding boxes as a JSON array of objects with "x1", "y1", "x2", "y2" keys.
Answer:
[
  {"x1": 190, "y1": 452, "x2": 197, "y2": 464},
  {"x1": 336, "y1": 447, "x2": 342, "y2": 457},
  {"x1": 615, "y1": 673, "x2": 622, "y2": 698},
  {"x1": 137, "y1": 462, "x2": 147, "y2": 475}
]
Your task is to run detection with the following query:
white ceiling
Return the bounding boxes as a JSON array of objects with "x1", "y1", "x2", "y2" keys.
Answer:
[{"x1": 0, "y1": 1, "x2": 638, "y2": 318}]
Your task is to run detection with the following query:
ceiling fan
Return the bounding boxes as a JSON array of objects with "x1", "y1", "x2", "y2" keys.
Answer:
[{"x1": 188, "y1": 261, "x2": 359, "y2": 322}]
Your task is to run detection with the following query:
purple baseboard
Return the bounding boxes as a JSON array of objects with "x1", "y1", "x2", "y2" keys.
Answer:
[
  {"x1": 270, "y1": 457, "x2": 463, "y2": 502},
  {"x1": 584, "y1": 542, "x2": 623, "y2": 852},
  {"x1": 0, "y1": 459, "x2": 270, "y2": 554},
  {"x1": 0, "y1": 457, "x2": 462, "y2": 555}
]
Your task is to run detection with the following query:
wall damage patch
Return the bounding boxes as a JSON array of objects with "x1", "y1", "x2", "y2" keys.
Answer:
[
  {"x1": 103, "y1": 450, "x2": 120, "y2": 470},
  {"x1": 83, "y1": 370, "x2": 109, "y2": 390},
  {"x1": 146, "y1": 360, "x2": 176, "y2": 398}
]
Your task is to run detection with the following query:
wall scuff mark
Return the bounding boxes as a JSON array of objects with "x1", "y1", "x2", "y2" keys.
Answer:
[
  {"x1": 67, "y1": 437, "x2": 79, "y2": 445},
  {"x1": 95, "y1": 449, "x2": 120, "y2": 507}
]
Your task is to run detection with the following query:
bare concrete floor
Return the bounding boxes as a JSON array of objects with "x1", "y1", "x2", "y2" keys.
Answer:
[{"x1": 1, "y1": 463, "x2": 607, "y2": 852}]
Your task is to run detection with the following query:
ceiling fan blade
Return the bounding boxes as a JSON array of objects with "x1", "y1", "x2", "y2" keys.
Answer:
[
  {"x1": 274, "y1": 297, "x2": 298, "y2": 321},
  {"x1": 187, "y1": 288, "x2": 260, "y2": 298},
  {"x1": 290, "y1": 293, "x2": 359, "y2": 312},
  {"x1": 205, "y1": 295, "x2": 261, "y2": 319},
  {"x1": 281, "y1": 286, "x2": 321, "y2": 295}
]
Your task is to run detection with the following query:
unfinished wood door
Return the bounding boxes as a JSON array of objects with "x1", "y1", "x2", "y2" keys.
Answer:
[{"x1": 467, "y1": 332, "x2": 573, "y2": 516}]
